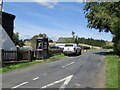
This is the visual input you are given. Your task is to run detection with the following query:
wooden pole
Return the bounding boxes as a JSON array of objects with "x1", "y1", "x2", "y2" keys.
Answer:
[
  {"x1": 0, "y1": 49, "x2": 4, "y2": 67},
  {"x1": 28, "y1": 50, "x2": 32, "y2": 62}
]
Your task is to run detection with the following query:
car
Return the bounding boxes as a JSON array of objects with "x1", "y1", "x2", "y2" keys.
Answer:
[
  {"x1": 55, "y1": 44, "x2": 65, "y2": 49},
  {"x1": 49, "y1": 46, "x2": 61, "y2": 50},
  {"x1": 63, "y1": 44, "x2": 81, "y2": 55}
]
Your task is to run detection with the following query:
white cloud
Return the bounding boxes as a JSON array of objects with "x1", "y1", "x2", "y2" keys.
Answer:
[
  {"x1": 33, "y1": 0, "x2": 58, "y2": 9},
  {"x1": 3, "y1": 0, "x2": 58, "y2": 9}
]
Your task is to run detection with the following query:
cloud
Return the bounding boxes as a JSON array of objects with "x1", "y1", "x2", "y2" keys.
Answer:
[
  {"x1": 33, "y1": 0, "x2": 58, "y2": 9},
  {"x1": 4, "y1": 0, "x2": 58, "y2": 9}
]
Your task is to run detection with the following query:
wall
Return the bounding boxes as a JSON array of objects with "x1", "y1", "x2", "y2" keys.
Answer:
[
  {"x1": 0, "y1": 25, "x2": 16, "y2": 51},
  {"x1": 2, "y1": 12, "x2": 15, "y2": 40}
]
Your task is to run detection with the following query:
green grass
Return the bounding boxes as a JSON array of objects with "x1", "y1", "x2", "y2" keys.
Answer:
[
  {"x1": 0, "y1": 54, "x2": 65, "y2": 73},
  {"x1": 105, "y1": 54, "x2": 119, "y2": 88},
  {"x1": 49, "y1": 54, "x2": 65, "y2": 60}
]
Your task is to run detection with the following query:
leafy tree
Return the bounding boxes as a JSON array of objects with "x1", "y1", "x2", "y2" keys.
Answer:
[
  {"x1": 64, "y1": 37, "x2": 106, "y2": 47},
  {"x1": 13, "y1": 32, "x2": 19, "y2": 46},
  {"x1": 13, "y1": 32, "x2": 24, "y2": 47},
  {"x1": 39, "y1": 33, "x2": 47, "y2": 38},
  {"x1": 48, "y1": 39, "x2": 53, "y2": 43},
  {"x1": 71, "y1": 31, "x2": 75, "y2": 38},
  {"x1": 31, "y1": 33, "x2": 48, "y2": 49},
  {"x1": 84, "y1": 2, "x2": 120, "y2": 55},
  {"x1": 18, "y1": 39, "x2": 25, "y2": 47}
]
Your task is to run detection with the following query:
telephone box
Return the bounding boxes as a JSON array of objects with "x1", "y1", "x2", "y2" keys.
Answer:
[{"x1": 36, "y1": 37, "x2": 49, "y2": 59}]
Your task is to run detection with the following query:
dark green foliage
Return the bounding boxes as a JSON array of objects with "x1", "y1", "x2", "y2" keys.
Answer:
[
  {"x1": 78, "y1": 38, "x2": 106, "y2": 47},
  {"x1": 64, "y1": 37, "x2": 106, "y2": 47},
  {"x1": 84, "y1": 2, "x2": 120, "y2": 55},
  {"x1": 84, "y1": 2, "x2": 120, "y2": 34},
  {"x1": 13, "y1": 32, "x2": 24, "y2": 47},
  {"x1": 71, "y1": 31, "x2": 75, "y2": 38},
  {"x1": 18, "y1": 39, "x2": 25, "y2": 47},
  {"x1": 48, "y1": 39, "x2": 53, "y2": 43},
  {"x1": 103, "y1": 45, "x2": 113, "y2": 49},
  {"x1": 13, "y1": 32, "x2": 19, "y2": 46},
  {"x1": 113, "y1": 36, "x2": 120, "y2": 55}
]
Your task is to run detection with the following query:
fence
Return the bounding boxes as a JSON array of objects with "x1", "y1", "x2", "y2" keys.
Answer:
[
  {"x1": 49, "y1": 49, "x2": 63, "y2": 56},
  {"x1": 0, "y1": 48, "x2": 63, "y2": 65},
  {"x1": 1, "y1": 49, "x2": 33, "y2": 65}
]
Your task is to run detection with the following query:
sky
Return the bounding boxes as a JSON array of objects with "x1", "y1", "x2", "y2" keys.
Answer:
[{"x1": 3, "y1": 1, "x2": 113, "y2": 41}]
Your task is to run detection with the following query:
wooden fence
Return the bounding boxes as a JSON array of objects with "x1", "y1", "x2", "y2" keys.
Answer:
[
  {"x1": 49, "y1": 49, "x2": 63, "y2": 56},
  {"x1": 1, "y1": 49, "x2": 33, "y2": 65},
  {"x1": 0, "y1": 48, "x2": 63, "y2": 65}
]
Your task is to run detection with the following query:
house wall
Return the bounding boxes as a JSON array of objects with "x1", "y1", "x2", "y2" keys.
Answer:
[
  {"x1": 2, "y1": 12, "x2": 15, "y2": 40},
  {"x1": 0, "y1": 25, "x2": 16, "y2": 51}
]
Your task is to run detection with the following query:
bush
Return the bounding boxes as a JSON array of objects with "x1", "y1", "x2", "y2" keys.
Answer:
[
  {"x1": 113, "y1": 36, "x2": 120, "y2": 56},
  {"x1": 103, "y1": 45, "x2": 113, "y2": 49},
  {"x1": 115, "y1": 41, "x2": 120, "y2": 55}
]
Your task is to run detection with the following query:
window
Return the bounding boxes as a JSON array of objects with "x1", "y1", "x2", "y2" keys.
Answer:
[{"x1": 65, "y1": 44, "x2": 73, "y2": 47}]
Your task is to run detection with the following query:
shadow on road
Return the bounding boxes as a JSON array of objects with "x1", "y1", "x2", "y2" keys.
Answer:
[
  {"x1": 94, "y1": 52, "x2": 108, "y2": 55},
  {"x1": 93, "y1": 50, "x2": 116, "y2": 56},
  {"x1": 65, "y1": 54, "x2": 81, "y2": 57}
]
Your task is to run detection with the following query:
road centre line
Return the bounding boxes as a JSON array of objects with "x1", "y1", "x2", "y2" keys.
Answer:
[
  {"x1": 33, "y1": 77, "x2": 39, "y2": 81},
  {"x1": 12, "y1": 82, "x2": 28, "y2": 89},
  {"x1": 62, "y1": 61, "x2": 75, "y2": 68}
]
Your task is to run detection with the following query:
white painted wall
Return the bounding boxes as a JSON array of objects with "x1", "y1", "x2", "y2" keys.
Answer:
[{"x1": 0, "y1": 25, "x2": 16, "y2": 51}]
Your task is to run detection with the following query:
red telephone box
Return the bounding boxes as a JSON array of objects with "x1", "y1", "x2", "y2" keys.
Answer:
[{"x1": 36, "y1": 37, "x2": 49, "y2": 59}]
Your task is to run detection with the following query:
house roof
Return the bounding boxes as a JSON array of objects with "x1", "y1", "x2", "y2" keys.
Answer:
[{"x1": 2, "y1": 12, "x2": 16, "y2": 20}]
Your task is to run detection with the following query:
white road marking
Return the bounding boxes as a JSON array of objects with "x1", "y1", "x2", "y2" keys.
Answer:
[
  {"x1": 41, "y1": 75, "x2": 73, "y2": 89},
  {"x1": 33, "y1": 77, "x2": 39, "y2": 81},
  {"x1": 62, "y1": 62, "x2": 75, "y2": 68},
  {"x1": 60, "y1": 75, "x2": 73, "y2": 89},
  {"x1": 12, "y1": 82, "x2": 28, "y2": 89}
]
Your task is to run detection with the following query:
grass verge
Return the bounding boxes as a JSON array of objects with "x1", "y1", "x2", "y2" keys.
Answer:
[
  {"x1": 105, "y1": 54, "x2": 119, "y2": 88},
  {"x1": 0, "y1": 54, "x2": 65, "y2": 73}
]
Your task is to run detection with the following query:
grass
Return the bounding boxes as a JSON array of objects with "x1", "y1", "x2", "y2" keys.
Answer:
[
  {"x1": 49, "y1": 54, "x2": 65, "y2": 60},
  {"x1": 105, "y1": 54, "x2": 119, "y2": 88},
  {"x1": 0, "y1": 54, "x2": 65, "y2": 73}
]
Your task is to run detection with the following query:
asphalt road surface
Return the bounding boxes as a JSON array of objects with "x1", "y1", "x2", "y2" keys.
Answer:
[{"x1": 2, "y1": 50, "x2": 109, "y2": 89}]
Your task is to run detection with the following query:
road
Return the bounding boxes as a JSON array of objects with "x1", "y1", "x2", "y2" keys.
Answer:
[{"x1": 2, "y1": 50, "x2": 109, "y2": 89}]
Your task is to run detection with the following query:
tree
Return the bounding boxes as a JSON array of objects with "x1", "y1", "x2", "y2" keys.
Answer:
[
  {"x1": 71, "y1": 31, "x2": 75, "y2": 38},
  {"x1": 13, "y1": 32, "x2": 25, "y2": 47},
  {"x1": 39, "y1": 33, "x2": 47, "y2": 38},
  {"x1": 84, "y1": 2, "x2": 120, "y2": 55},
  {"x1": 13, "y1": 32, "x2": 19, "y2": 46},
  {"x1": 48, "y1": 39, "x2": 53, "y2": 43},
  {"x1": 18, "y1": 39, "x2": 25, "y2": 47},
  {"x1": 31, "y1": 33, "x2": 48, "y2": 49}
]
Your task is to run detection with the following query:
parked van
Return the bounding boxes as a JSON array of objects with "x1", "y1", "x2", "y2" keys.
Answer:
[{"x1": 63, "y1": 43, "x2": 81, "y2": 55}]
